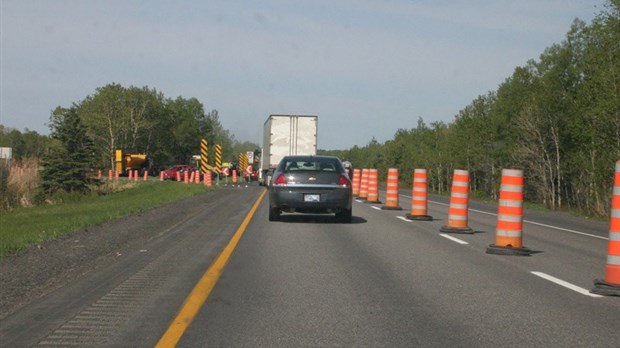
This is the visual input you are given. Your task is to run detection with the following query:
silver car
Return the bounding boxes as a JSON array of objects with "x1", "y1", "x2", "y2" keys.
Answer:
[{"x1": 268, "y1": 155, "x2": 353, "y2": 222}]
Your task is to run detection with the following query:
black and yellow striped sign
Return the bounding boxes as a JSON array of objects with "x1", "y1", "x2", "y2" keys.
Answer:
[
  {"x1": 214, "y1": 144, "x2": 222, "y2": 173},
  {"x1": 200, "y1": 139, "x2": 209, "y2": 173},
  {"x1": 238, "y1": 153, "x2": 248, "y2": 173}
]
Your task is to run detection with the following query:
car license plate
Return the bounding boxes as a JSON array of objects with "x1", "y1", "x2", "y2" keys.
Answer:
[{"x1": 304, "y1": 194, "x2": 320, "y2": 202}]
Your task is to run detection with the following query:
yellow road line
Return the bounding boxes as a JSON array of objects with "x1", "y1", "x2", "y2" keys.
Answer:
[{"x1": 155, "y1": 189, "x2": 267, "y2": 348}]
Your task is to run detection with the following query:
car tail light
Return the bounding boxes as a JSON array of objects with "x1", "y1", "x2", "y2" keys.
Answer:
[
  {"x1": 338, "y1": 175, "x2": 351, "y2": 187},
  {"x1": 273, "y1": 174, "x2": 287, "y2": 185}
]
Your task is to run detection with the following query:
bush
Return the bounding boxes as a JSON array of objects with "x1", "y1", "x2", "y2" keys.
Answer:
[{"x1": 0, "y1": 158, "x2": 40, "y2": 210}]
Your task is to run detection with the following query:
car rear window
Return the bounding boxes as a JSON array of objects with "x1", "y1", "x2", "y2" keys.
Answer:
[{"x1": 283, "y1": 159, "x2": 340, "y2": 172}]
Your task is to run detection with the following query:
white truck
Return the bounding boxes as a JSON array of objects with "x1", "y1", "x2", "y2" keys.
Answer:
[{"x1": 261, "y1": 114, "x2": 318, "y2": 186}]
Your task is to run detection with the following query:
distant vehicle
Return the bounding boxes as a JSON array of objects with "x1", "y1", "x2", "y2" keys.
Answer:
[
  {"x1": 268, "y1": 155, "x2": 352, "y2": 223},
  {"x1": 115, "y1": 149, "x2": 157, "y2": 176},
  {"x1": 161, "y1": 164, "x2": 201, "y2": 180},
  {"x1": 261, "y1": 114, "x2": 318, "y2": 186}
]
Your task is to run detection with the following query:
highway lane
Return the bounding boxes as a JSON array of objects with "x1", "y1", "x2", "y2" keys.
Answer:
[
  {"x1": 1, "y1": 185, "x2": 618, "y2": 347},
  {"x1": 179, "y1": 190, "x2": 619, "y2": 347},
  {"x1": 0, "y1": 187, "x2": 266, "y2": 347}
]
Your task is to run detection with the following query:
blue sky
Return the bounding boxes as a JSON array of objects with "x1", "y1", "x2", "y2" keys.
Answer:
[{"x1": 1, "y1": 0, "x2": 602, "y2": 149}]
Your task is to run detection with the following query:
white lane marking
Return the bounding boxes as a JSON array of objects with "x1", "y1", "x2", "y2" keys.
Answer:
[
  {"x1": 384, "y1": 193, "x2": 605, "y2": 241},
  {"x1": 355, "y1": 199, "x2": 365, "y2": 203},
  {"x1": 371, "y1": 206, "x2": 381, "y2": 211},
  {"x1": 520, "y1": 220, "x2": 608, "y2": 240},
  {"x1": 416, "y1": 197, "x2": 607, "y2": 241},
  {"x1": 396, "y1": 216, "x2": 412, "y2": 222},
  {"x1": 530, "y1": 271, "x2": 602, "y2": 298},
  {"x1": 439, "y1": 234, "x2": 469, "y2": 245}
]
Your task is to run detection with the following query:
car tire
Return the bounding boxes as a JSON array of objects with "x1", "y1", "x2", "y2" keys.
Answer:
[
  {"x1": 335, "y1": 208, "x2": 352, "y2": 223},
  {"x1": 269, "y1": 207, "x2": 281, "y2": 221}
]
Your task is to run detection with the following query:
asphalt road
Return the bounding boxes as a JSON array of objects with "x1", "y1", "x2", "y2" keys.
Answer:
[{"x1": 2, "y1": 185, "x2": 619, "y2": 347}]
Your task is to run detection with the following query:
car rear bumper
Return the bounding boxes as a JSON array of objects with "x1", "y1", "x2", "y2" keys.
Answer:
[{"x1": 269, "y1": 186, "x2": 352, "y2": 213}]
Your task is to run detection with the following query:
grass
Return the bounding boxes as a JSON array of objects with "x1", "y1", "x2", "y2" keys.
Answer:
[{"x1": 0, "y1": 180, "x2": 214, "y2": 257}]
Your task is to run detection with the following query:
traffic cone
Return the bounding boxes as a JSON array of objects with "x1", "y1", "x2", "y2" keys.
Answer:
[
  {"x1": 382, "y1": 168, "x2": 402, "y2": 210},
  {"x1": 406, "y1": 169, "x2": 432, "y2": 221},
  {"x1": 487, "y1": 169, "x2": 532, "y2": 256},
  {"x1": 440, "y1": 169, "x2": 473, "y2": 234},
  {"x1": 592, "y1": 160, "x2": 620, "y2": 296},
  {"x1": 366, "y1": 169, "x2": 381, "y2": 203},
  {"x1": 205, "y1": 172, "x2": 212, "y2": 187},
  {"x1": 352, "y1": 169, "x2": 361, "y2": 196},
  {"x1": 359, "y1": 169, "x2": 369, "y2": 200}
]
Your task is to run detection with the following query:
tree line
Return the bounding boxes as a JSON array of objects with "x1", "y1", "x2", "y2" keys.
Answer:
[
  {"x1": 1, "y1": 84, "x2": 258, "y2": 196},
  {"x1": 323, "y1": 2, "x2": 619, "y2": 218},
  {"x1": 1, "y1": 84, "x2": 259, "y2": 169}
]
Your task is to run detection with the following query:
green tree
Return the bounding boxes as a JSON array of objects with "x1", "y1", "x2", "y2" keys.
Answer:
[{"x1": 41, "y1": 106, "x2": 95, "y2": 194}]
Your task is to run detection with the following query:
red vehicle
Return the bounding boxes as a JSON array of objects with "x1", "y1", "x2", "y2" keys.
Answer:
[{"x1": 161, "y1": 165, "x2": 201, "y2": 181}]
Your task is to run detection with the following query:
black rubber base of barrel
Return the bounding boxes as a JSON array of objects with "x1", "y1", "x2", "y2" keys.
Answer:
[
  {"x1": 440, "y1": 226, "x2": 474, "y2": 234},
  {"x1": 406, "y1": 214, "x2": 433, "y2": 221},
  {"x1": 591, "y1": 279, "x2": 620, "y2": 296},
  {"x1": 381, "y1": 206, "x2": 403, "y2": 210},
  {"x1": 486, "y1": 244, "x2": 533, "y2": 256}
]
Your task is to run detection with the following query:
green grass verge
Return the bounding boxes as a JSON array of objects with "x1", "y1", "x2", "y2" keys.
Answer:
[{"x1": 0, "y1": 181, "x2": 214, "y2": 257}]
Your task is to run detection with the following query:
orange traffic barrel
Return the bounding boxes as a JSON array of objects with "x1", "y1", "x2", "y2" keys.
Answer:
[
  {"x1": 366, "y1": 169, "x2": 381, "y2": 203},
  {"x1": 382, "y1": 168, "x2": 402, "y2": 210},
  {"x1": 184, "y1": 171, "x2": 189, "y2": 184},
  {"x1": 176, "y1": 171, "x2": 181, "y2": 182},
  {"x1": 406, "y1": 169, "x2": 432, "y2": 221},
  {"x1": 205, "y1": 172, "x2": 212, "y2": 187},
  {"x1": 232, "y1": 170, "x2": 238, "y2": 184},
  {"x1": 108, "y1": 169, "x2": 113, "y2": 180},
  {"x1": 440, "y1": 169, "x2": 473, "y2": 234},
  {"x1": 592, "y1": 160, "x2": 620, "y2": 296},
  {"x1": 195, "y1": 171, "x2": 200, "y2": 184},
  {"x1": 143, "y1": 171, "x2": 148, "y2": 181},
  {"x1": 352, "y1": 169, "x2": 361, "y2": 196},
  {"x1": 487, "y1": 169, "x2": 532, "y2": 256},
  {"x1": 359, "y1": 169, "x2": 369, "y2": 200},
  {"x1": 160, "y1": 171, "x2": 164, "y2": 181}
]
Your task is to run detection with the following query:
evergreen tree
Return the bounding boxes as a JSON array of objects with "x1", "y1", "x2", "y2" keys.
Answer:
[{"x1": 40, "y1": 106, "x2": 95, "y2": 194}]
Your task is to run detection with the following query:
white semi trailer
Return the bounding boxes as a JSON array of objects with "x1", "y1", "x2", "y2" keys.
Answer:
[{"x1": 261, "y1": 114, "x2": 318, "y2": 186}]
